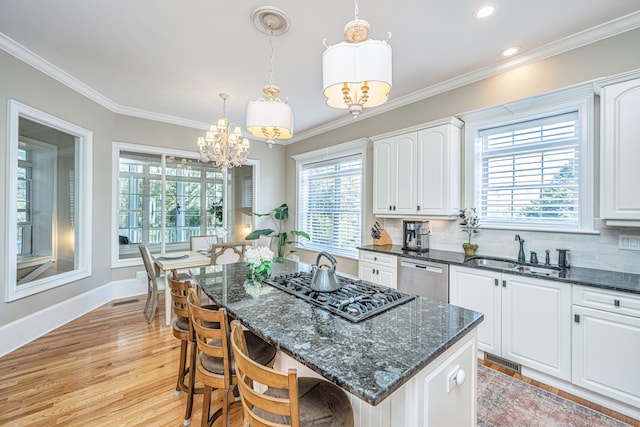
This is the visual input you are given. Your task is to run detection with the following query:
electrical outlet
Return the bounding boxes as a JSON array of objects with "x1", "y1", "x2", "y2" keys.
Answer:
[{"x1": 619, "y1": 235, "x2": 640, "y2": 251}]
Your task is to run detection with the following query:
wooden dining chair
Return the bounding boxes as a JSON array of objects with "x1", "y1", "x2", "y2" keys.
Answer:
[
  {"x1": 187, "y1": 290, "x2": 277, "y2": 427},
  {"x1": 230, "y1": 320, "x2": 354, "y2": 427},
  {"x1": 138, "y1": 243, "x2": 164, "y2": 323},
  {"x1": 190, "y1": 235, "x2": 218, "y2": 252},
  {"x1": 210, "y1": 242, "x2": 246, "y2": 265}
]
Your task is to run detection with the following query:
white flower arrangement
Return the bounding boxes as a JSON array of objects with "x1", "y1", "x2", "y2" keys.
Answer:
[
  {"x1": 459, "y1": 207, "x2": 480, "y2": 244},
  {"x1": 244, "y1": 280, "x2": 273, "y2": 298},
  {"x1": 245, "y1": 246, "x2": 274, "y2": 270}
]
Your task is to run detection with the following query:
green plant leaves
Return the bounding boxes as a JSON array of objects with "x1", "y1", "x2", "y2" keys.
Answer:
[{"x1": 245, "y1": 229, "x2": 275, "y2": 240}]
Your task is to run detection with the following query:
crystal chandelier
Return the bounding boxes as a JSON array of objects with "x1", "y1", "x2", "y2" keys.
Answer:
[
  {"x1": 322, "y1": 0, "x2": 392, "y2": 117},
  {"x1": 246, "y1": 7, "x2": 293, "y2": 148},
  {"x1": 197, "y1": 93, "x2": 250, "y2": 169}
]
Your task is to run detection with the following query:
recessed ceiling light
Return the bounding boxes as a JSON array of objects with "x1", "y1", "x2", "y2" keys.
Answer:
[
  {"x1": 501, "y1": 46, "x2": 521, "y2": 57},
  {"x1": 473, "y1": 4, "x2": 495, "y2": 20}
]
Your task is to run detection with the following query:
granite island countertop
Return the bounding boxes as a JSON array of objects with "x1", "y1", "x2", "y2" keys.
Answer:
[
  {"x1": 189, "y1": 260, "x2": 483, "y2": 406},
  {"x1": 359, "y1": 245, "x2": 640, "y2": 295}
]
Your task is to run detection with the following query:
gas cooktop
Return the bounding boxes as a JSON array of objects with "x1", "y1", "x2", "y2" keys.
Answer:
[{"x1": 263, "y1": 272, "x2": 415, "y2": 322}]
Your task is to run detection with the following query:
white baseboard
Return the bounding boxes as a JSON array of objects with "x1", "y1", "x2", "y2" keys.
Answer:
[{"x1": 0, "y1": 278, "x2": 147, "y2": 358}]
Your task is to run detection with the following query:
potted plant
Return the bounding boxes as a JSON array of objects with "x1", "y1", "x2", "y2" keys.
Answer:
[
  {"x1": 245, "y1": 203, "x2": 310, "y2": 262},
  {"x1": 460, "y1": 207, "x2": 480, "y2": 256}
]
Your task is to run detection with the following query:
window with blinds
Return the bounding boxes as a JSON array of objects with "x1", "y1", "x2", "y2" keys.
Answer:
[
  {"x1": 477, "y1": 111, "x2": 580, "y2": 229},
  {"x1": 299, "y1": 154, "x2": 362, "y2": 257}
]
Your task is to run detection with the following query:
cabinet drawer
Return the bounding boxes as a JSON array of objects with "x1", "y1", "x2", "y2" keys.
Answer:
[
  {"x1": 359, "y1": 251, "x2": 397, "y2": 269},
  {"x1": 573, "y1": 285, "x2": 640, "y2": 318}
]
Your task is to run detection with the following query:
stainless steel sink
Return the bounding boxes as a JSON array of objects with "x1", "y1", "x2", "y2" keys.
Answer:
[
  {"x1": 464, "y1": 257, "x2": 518, "y2": 269},
  {"x1": 512, "y1": 264, "x2": 562, "y2": 278},
  {"x1": 464, "y1": 256, "x2": 563, "y2": 278}
]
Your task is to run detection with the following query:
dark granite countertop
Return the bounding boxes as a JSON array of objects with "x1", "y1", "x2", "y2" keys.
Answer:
[
  {"x1": 359, "y1": 244, "x2": 640, "y2": 295},
  {"x1": 189, "y1": 260, "x2": 483, "y2": 406}
]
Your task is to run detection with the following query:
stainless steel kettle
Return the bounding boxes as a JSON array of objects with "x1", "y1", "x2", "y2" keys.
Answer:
[{"x1": 310, "y1": 252, "x2": 341, "y2": 292}]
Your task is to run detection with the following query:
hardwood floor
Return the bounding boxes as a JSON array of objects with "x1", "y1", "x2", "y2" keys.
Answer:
[
  {"x1": 1, "y1": 295, "x2": 637, "y2": 426},
  {"x1": 0, "y1": 296, "x2": 242, "y2": 427}
]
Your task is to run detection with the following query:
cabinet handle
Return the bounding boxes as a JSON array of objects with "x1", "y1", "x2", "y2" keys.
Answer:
[
  {"x1": 417, "y1": 205, "x2": 421, "y2": 211},
  {"x1": 393, "y1": 205, "x2": 396, "y2": 211},
  {"x1": 502, "y1": 280, "x2": 506, "y2": 287},
  {"x1": 389, "y1": 205, "x2": 392, "y2": 211},
  {"x1": 376, "y1": 269, "x2": 380, "y2": 275},
  {"x1": 614, "y1": 299, "x2": 620, "y2": 307},
  {"x1": 494, "y1": 278, "x2": 499, "y2": 286},
  {"x1": 574, "y1": 314, "x2": 580, "y2": 323},
  {"x1": 374, "y1": 256, "x2": 377, "y2": 261}
]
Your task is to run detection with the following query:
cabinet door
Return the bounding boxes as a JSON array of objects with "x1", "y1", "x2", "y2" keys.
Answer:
[
  {"x1": 377, "y1": 266, "x2": 397, "y2": 289},
  {"x1": 416, "y1": 124, "x2": 460, "y2": 216},
  {"x1": 573, "y1": 305, "x2": 640, "y2": 408},
  {"x1": 602, "y1": 78, "x2": 640, "y2": 223},
  {"x1": 358, "y1": 262, "x2": 378, "y2": 284},
  {"x1": 501, "y1": 274, "x2": 571, "y2": 380},
  {"x1": 373, "y1": 137, "x2": 395, "y2": 214},
  {"x1": 449, "y1": 266, "x2": 501, "y2": 354},
  {"x1": 394, "y1": 133, "x2": 418, "y2": 214}
]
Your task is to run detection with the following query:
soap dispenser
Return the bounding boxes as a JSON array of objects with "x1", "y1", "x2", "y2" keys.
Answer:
[{"x1": 557, "y1": 249, "x2": 570, "y2": 268}]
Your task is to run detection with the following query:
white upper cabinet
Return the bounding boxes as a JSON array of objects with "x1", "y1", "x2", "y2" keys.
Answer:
[
  {"x1": 601, "y1": 77, "x2": 640, "y2": 226},
  {"x1": 372, "y1": 117, "x2": 462, "y2": 218},
  {"x1": 417, "y1": 124, "x2": 461, "y2": 217},
  {"x1": 373, "y1": 133, "x2": 417, "y2": 215}
]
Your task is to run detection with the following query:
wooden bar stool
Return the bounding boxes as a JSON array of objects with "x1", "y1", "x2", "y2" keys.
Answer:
[
  {"x1": 187, "y1": 291, "x2": 276, "y2": 427},
  {"x1": 230, "y1": 319, "x2": 354, "y2": 427},
  {"x1": 170, "y1": 274, "x2": 220, "y2": 426}
]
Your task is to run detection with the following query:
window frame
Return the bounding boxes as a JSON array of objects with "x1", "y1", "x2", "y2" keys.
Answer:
[
  {"x1": 461, "y1": 84, "x2": 596, "y2": 233},
  {"x1": 293, "y1": 138, "x2": 367, "y2": 259},
  {"x1": 111, "y1": 141, "x2": 259, "y2": 268},
  {"x1": 5, "y1": 100, "x2": 93, "y2": 302}
]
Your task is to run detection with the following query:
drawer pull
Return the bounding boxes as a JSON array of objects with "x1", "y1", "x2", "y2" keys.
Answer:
[
  {"x1": 614, "y1": 299, "x2": 620, "y2": 307},
  {"x1": 574, "y1": 314, "x2": 580, "y2": 323}
]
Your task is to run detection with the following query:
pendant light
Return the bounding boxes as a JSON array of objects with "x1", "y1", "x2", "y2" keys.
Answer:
[
  {"x1": 322, "y1": 0, "x2": 392, "y2": 117},
  {"x1": 246, "y1": 6, "x2": 294, "y2": 148}
]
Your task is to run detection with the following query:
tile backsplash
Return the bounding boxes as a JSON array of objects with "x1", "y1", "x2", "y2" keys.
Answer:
[{"x1": 380, "y1": 218, "x2": 640, "y2": 275}]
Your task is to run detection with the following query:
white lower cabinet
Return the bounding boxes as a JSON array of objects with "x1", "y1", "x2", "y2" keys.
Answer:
[
  {"x1": 449, "y1": 266, "x2": 571, "y2": 381},
  {"x1": 572, "y1": 286, "x2": 640, "y2": 408},
  {"x1": 358, "y1": 251, "x2": 397, "y2": 289}
]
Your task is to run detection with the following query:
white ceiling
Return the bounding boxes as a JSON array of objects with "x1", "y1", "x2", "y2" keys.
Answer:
[{"x1": 1, "y1": 1, "x2": 639, "y2": 143}]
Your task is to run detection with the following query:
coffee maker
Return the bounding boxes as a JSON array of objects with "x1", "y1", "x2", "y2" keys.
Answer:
[{"x1": 402, "y1": 220, "x2": 430, "y2": 252}]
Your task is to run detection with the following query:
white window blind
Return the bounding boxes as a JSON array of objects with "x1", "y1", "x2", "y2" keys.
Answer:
[
  {"x1": 299, "y1": 154, "x2": 362, "y2": 257},
  {"x1": 477, "y1": 111, "x2": 580, "y2": 229}
]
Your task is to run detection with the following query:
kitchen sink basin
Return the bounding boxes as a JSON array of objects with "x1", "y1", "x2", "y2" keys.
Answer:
[
  {"x1": 464, "y1": 257, "x2": 518, "y2": 269},
  {"x1": 512, "y1": 264, "x2": 562, "y2": 278},
  {"x1": 464, "y1": 256, "x2": 563, "y2": 278}
]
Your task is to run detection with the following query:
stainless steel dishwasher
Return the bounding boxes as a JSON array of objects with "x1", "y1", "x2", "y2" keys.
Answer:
[{"x1": 398, "y1": 257, "x2": 449, "y2": 302}]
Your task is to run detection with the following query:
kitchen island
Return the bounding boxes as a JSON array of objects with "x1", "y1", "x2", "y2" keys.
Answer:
[{"x1": 190, "y1": 260, "x2": 483, "y2": 427}]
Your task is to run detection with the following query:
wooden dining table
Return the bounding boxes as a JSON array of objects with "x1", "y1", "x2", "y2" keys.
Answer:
[{"x1": 152, "y1": 250, "x2": 211, "y2": 325}]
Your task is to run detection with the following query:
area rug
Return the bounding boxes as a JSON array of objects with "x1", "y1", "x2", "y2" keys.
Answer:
[{"x1": 477, "y1": 364, "x2": 630, "y2": 427}]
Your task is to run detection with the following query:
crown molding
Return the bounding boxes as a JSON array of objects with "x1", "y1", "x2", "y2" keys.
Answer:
[
  {"x1": 287, "y1": 10, "x2": 640, "y2": 144},
  {"x1": 0, "y1": 32, "x2": 119, "y2": 111},
  {"x1": 113, "y1": 105, "x2": 210, "y2": 130},
  {"x1": 2, "y1": 11, "x2": 639, "y2": 139}
]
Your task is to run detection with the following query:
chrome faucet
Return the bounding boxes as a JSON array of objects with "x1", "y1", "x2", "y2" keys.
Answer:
[{"x1": 515, "y1": 234, "x2": 526, "y2": 263}]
